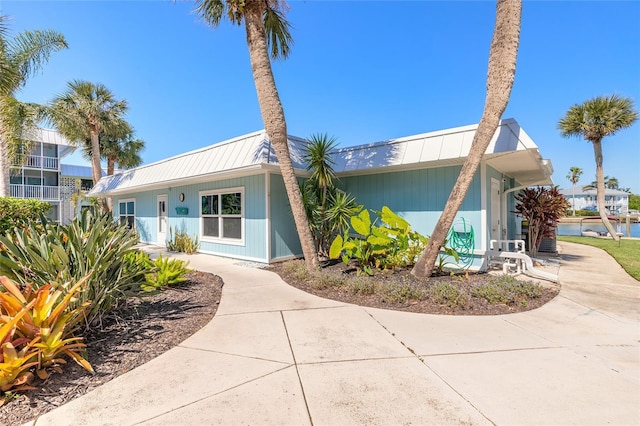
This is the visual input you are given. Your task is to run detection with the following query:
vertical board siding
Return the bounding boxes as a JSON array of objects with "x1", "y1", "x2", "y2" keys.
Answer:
[
  {"x1": 341, "y1": 165, "x2": 482, "y2": 248},
  {"x1": 269, "y1": 174, "x2": 303, "y2": 260},
  {"x1": 114, "y1": 173, "x2": 267, "y2": 261}
]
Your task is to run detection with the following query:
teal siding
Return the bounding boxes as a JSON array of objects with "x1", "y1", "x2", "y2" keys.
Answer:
[
  {"x1": 342, "y1": 165, "x2": 481, "y2": 244},
  {"x1": 269, "y1": 173, "x2": 303, "y2": 260},
  {"x1": 114, "y1": 173, "x2": 267, "y2": 262},
  {"x1": 341, "y1": 166, "x2": 485, "y2": 269}
]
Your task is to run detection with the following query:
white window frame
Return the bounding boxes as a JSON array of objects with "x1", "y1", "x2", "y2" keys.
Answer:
[
  {"x1": 199, "y1": 187, "x2": 245, "y2": 245},
  {"x1": 118, "y1": 198, "x2": 136, "y2": 229}
]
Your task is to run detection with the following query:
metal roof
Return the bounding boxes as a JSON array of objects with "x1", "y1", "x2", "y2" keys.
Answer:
[
  {"x1": 90, "y1": 119, "x2": 553, "y2": 196},
  {"x1": 332, "y1": 118, "x2": 553, "y2": 186},
  {"x1": 90, "y1": 131, "x2": 309, "y2": 195},
  {"x1": 60, "y1": 164, "x2": 104, "y2": 178}
]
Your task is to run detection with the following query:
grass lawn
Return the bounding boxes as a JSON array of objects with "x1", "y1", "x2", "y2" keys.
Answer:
[{"x1": 558, "y1": 236, "x2": 640, "y2": 281}]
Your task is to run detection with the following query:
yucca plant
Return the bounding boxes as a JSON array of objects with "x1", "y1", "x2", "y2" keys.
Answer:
[{"x1": 0, "y1": 210, "x2": 147, "y2": 328}]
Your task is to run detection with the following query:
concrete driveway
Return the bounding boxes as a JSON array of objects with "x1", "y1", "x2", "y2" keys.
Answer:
[{"x1": 30, "y1": 241, "x2": 640, "y2": 425}]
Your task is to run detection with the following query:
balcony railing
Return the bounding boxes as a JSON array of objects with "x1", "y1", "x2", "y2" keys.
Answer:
[
  {"x1": 21, "y1": 155, "x2": 59, "y2": 170},
  {"x1": 10, "y1": 184, "x2": 60, "y2": 200}
]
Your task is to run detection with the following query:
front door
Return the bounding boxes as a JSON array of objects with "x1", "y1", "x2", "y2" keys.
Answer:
[
  {"x1": 157, "y1": 194, "x2": 168, "y2": 244},
  {"x1": 490, "y1": 178, "x2": 501, "y2": 241}
]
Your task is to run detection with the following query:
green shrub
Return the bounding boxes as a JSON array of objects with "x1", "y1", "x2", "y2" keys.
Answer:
[
  {"x1": 283, "y1": 259, "x2": 311, "y2": 280},
  {"x1": 142, "y1": 255, "x2": 190, "y2": 292},
  {"x1": 166, "y1": 226, "x2": 200, "y2": 254},
  {"x1": 0, "y1": 211, "x2": 146, "y2": 328},
  {"x1": 123, "y1": 250, "x2": 154, "y2": 284},
  {"x1": 428, "y1": 282, "x2": 470, "y2": 308},
  {"x1": 471, "y1": 274, "x2": 543, "y2": 305},
  {"x1": 380, "y1": 281, "x2": 427, "y2": 304},
  {"x1": 345, "y1": 276, "x2": 376, "y2": 295},
  {"x1": 0, "y1": 198, "x2": 50, "y2": 234},
  {"x1": 311, "y1": 271, "x2": 346, "y2": 290}
]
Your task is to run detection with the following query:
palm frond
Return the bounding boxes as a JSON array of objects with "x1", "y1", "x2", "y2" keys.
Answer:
[
  {"x1": 7, "y1": 29, "x2": 67, "y2": 91},
  {"x1": 194, "y1": 0, "x2": 232, "y2": 26},
  {"x1": 264, "y1": 3, "x2": 293, "y2": 60},
  {"x1": 0, "y1": 96, "x2": 41, "y2": 165}
]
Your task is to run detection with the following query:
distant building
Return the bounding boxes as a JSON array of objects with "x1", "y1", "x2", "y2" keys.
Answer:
[
  {"x1": 9, "y1": 128, "x2": 99, "y2": 224},
  {"x1": 560, "y1": 188, "x2": 629, "y2": 214}
]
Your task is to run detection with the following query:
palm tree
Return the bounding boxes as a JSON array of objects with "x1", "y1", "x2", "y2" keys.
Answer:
[
  {"x1": 566, "y1": 166, "x2": 582, "y2": 215},
  {"x1": 412, "y1": 0, "x2": 522, "y2": 278},
  {"x1": 0, "y1": 16, "x2": 67, "y2": 197},
  {"x1": 49, "y1": 80, "x2": 128, "y2": 211},
  {"x1": 194, "y1": 0, "x2": 319, "y2": 270},
  {"x1": 559, "y1": 95, "x2": 638, "y2": 240},
  {"x1": 77, "y1": 119, "x2": 144, "y2": 176}
]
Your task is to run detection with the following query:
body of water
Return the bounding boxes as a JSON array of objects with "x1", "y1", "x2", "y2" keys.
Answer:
[{"x1": 558, "y1": 222, "x2": 640, "y2": 238}]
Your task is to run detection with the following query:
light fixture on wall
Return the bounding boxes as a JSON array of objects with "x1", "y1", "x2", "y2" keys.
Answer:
[{"x1": 179, "y1": 193, "x2": 185, "y2": 202}]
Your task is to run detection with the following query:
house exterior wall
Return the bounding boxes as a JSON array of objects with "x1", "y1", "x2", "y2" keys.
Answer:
[
  {"x1": 340, "y1": 165, "x2": 486, "y2": 269},
  {"x1": 114, "y1": 173, "x2": 269, "y2": 262},
  {"x1": 268, "y1": 173, "x2": 303, "y2": 261}
]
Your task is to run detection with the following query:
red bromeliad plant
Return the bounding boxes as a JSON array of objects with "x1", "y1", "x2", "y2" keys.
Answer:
[{"x1": 514, "y1": 186, "x2": 569, "y2": 258}]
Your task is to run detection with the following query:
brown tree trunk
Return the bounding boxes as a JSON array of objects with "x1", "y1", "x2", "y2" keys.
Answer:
[
  {"x1": 244, "y1": 3, "x2": 319, "y2": 270},
  {"x1": 89, "y1": 127, "x2": 109, "y2": 212},
  {"x1": 0, "y1": 135, "x2": 9, "y2": 198},
  {"x1": 593, "y1": 140, "x2": 618, "y2": 240},
  {"x1": 412, "y1": 0, "x2": 522, "y2": 278}
]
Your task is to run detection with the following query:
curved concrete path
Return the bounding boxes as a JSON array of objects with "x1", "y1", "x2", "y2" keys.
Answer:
[{"x1": 29, "y1": 242, "x2": 639, "y2": 425}]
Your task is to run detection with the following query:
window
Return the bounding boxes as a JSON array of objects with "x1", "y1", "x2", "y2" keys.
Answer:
[
  {"x1": 200, "y1": 188, "x2": 243, "y2": 243},
  {"x1": 118, "y1": 199, "x2": 135, "y2": 229}
]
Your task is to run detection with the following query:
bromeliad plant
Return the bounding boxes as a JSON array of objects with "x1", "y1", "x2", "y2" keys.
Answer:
[
  {"x1": 141, "y1": 255, "x2": 190, "y2": 292},
  {"x1": 329, "y1": 206, "x2": 438, "y2": 275},
  {"x1": 0, "y1": 275, "x2": 93, "y2": 401},
  {"x1": 0, "y1": 210, "x2": 147, "y2": 328}
]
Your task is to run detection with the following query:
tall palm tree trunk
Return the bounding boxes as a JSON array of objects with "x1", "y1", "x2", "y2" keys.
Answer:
[
  {"x1": 412, "y1": 0, "x2": 522, "y2": 278},
  {"x1": 593, "y1": 140, "x2": 618, "y2": 239},
  {"x1": 0, "y1": 134, "x2": 10, "y2": 198},
  {"x1": 244, "y1": 3, "x2": 319, "y2": 270},
  {"x1": 89, "y1": 128, "x2": 108, "y2": 212}
]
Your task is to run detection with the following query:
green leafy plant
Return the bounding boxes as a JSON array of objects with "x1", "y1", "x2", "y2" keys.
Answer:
[
  {"x1": 380, "y1": 281, "x2": 427, "y2": 304},
  {"x1": 141, "y1": 255, "x2": 190, "y2": 292},
  {"x1": 428, "y1": 282, "x2": 470, "y2": 308},
  {"x1": 0, "y1": 210, "x2": 146, "y2": 328},
  {"x1": 329, "y1": 206, "x2": 432, "y2": 275},
  {"x1": 166, "y1": 226, "x2": 200, "y2": 254},
  {"x1": 0, "y1": 198, "x2": 50, "y2": 234}
]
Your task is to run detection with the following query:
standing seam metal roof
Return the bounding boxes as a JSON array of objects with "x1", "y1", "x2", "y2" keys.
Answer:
[{"x1": 90, "y1": 118, "x2": 552, "y2": 196}]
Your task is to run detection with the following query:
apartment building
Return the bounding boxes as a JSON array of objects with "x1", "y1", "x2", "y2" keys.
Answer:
[{"x1": 9, "y1": 128, "x2": 97, "y2": 224}]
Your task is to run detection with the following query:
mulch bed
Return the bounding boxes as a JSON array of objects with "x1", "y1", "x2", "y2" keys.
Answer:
[
  {"x1": 269, "y1": 260, "x2": 560, "y2": 316},
  {"x1": 0, "y1": 271, "x2": 223, "y2": 426}
]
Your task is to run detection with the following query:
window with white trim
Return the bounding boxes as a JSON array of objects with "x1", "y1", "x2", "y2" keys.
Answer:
[
  {"x1": 200, "y1": 189, "x2": 244, "y2": 243},
  {"x1": 118, "y1": 199, "x2": 135, "y2": 229}
]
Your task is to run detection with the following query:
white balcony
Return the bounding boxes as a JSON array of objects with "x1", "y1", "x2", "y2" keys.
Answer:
[
  {"x1": 10, "y1": 184, "x2": 60, "y2": 201},
  {"x1": 23, "y1": 155, "x2": 59, "y2": 170}
]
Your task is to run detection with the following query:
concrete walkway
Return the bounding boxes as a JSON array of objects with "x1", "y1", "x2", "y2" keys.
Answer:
[{"x1": 30, "y1": 242, "x2": 639, "y2": 425}]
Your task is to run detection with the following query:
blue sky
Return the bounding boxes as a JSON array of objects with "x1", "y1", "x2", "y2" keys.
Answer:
[{"x1": 3, "y1": 1, "x2": 639, "y2": 193}]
